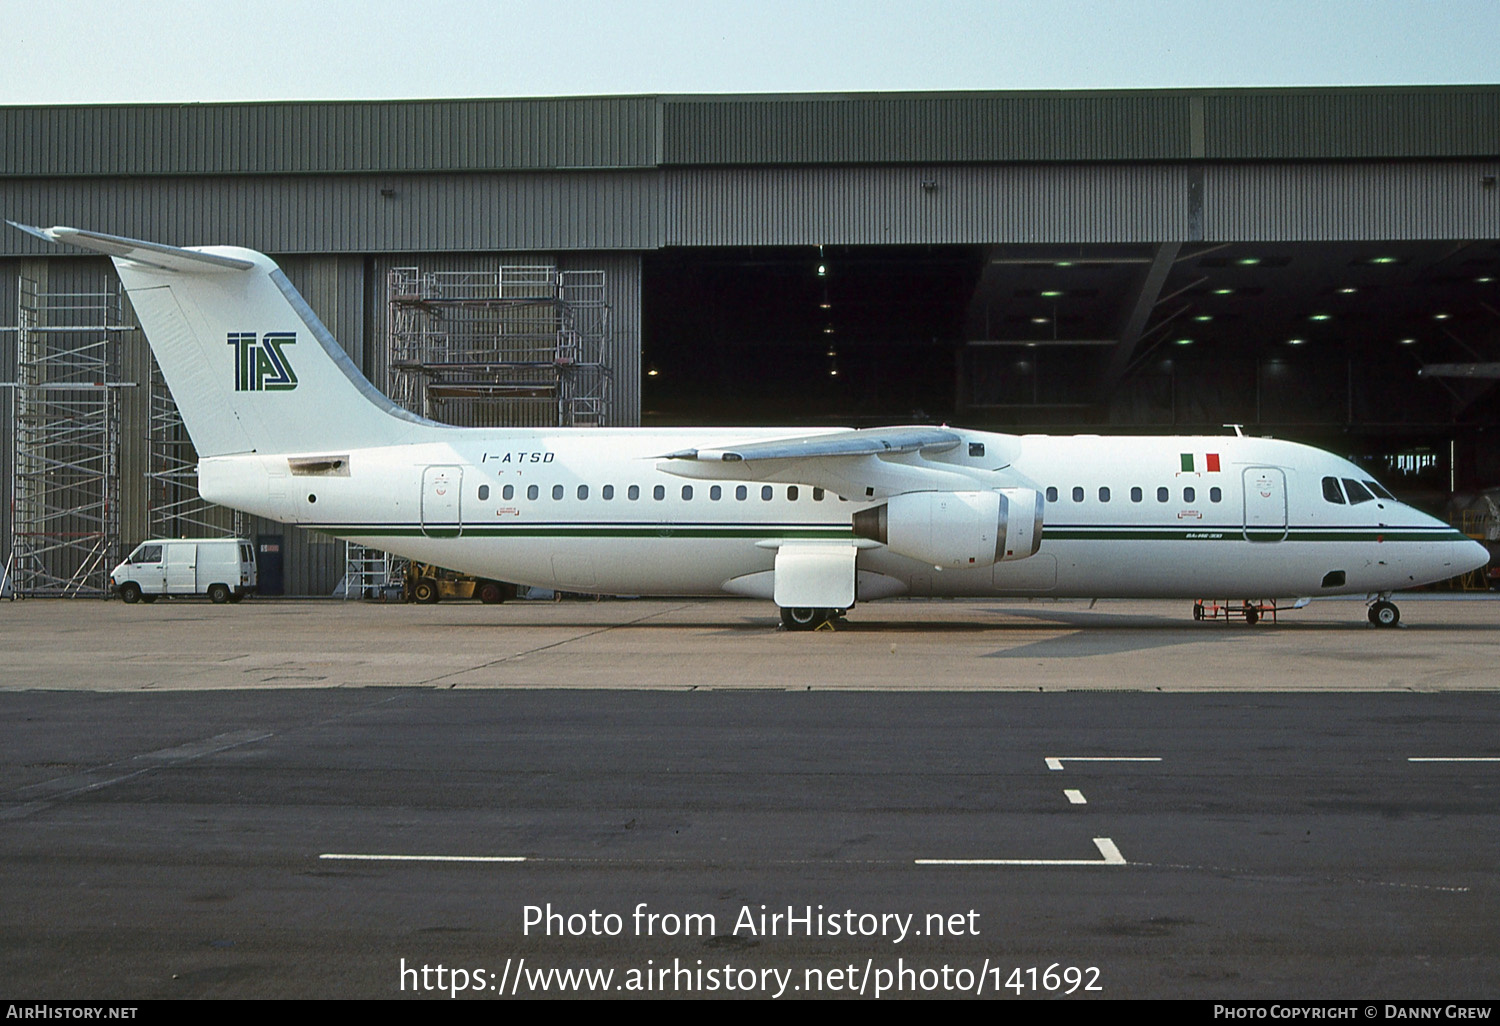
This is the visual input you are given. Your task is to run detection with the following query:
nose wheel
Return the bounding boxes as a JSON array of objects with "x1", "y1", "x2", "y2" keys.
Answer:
[{"x1": 1367, "y1": 600, "x2": 1400, "y2": 628}]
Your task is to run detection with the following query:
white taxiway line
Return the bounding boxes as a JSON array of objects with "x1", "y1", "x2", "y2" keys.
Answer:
[
  {"x1": 916, "y1": 837, "x2": 1126, "y2": 867},
  {"x1": 1408, "y1": 758, "x2": 1500, "y2": 762},
  {"x1": 1045, "y1": 756, "x2": 1162, "y2": 771},
  {"x1": 1064, "y1": 789, "x2": 1087, "y2": 804},
  {"x1": 320, "y1": 853, "x2": 527, "y2": 863}
]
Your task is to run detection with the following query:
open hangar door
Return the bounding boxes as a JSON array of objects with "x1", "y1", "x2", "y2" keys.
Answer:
[
  {"x1": 641, "y1": 245, "x2": 985, "y2": 427},
  {"x1": 643, "y1": 239, "x2": 1500, "y2": 509}
]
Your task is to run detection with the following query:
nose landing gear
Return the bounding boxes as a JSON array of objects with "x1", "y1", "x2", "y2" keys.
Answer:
[{"x1": 1367, "y1": 598, "x2": 1401, "y2": 628}]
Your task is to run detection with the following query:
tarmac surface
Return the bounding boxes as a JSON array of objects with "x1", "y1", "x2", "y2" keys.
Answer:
[
  {"x1": 1, "y1": 594, "x2": 1497, "y2": 692},
  {"x1": 2, "y1": 596, "x2": 1498, "y2": 1000}
]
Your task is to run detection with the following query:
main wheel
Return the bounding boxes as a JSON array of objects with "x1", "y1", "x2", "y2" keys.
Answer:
[
  {"x1": 475, "y1": 580, "x2": 508, "y2": 605},
  {"x1": 1369, "y1": 600, "x2": 1400, "y2": 628},
  {"x1": 119, "y1": 582, "x2": 142, "y2": 604},
  {"x1": 208, "y1": 583, "x2": 231, "y2": 604},
  {"x1": 1192, "y1": 602, "x2": 1204, "y2": 621},
  {"x1": 780, "y1": 607, "x2": 830, "y2": 631},
  {"x1": 1244, "y1": 605, "x2": 1259, "y2": 626},
  {"x1": 413, "y1": 578, "x2": 440, "y2": 604}
]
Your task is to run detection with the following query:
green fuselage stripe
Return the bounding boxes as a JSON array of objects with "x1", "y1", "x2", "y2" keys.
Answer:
[{"x1": 307, "y1": 522, "x2": 1468, "y2": 543}]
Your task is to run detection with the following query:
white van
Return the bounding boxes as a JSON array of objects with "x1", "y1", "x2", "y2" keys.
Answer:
[{"x1": 111, "y1": 538, "x2": 258, "y2": 604}]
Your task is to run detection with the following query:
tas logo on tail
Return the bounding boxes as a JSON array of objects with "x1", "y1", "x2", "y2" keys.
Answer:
[{"x1": 228, "y1": 332, "x2": 298, "y2": 392}]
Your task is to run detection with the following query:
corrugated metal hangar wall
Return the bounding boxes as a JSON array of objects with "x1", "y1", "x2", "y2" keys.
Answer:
[{"x1": 3, "y1": 88, "x2": 1498, "y2": 594}]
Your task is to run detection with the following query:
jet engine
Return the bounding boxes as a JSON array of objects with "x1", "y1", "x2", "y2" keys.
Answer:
[{"x1": 851, "y1": 488, "x2": 1044, "y2": 569}]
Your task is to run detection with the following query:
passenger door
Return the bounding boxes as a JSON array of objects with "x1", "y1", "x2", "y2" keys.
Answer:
[
  {"x1": 421, "y1": 466, "x2": 463, "y2": 538},
  {"x1": 1242, "y1": 467, "x2": 1288, "y2": 542}
]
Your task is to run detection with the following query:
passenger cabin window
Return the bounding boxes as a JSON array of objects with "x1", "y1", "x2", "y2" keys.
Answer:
[
  {"x1": 761, "y1": 486, "x2": 773, "y2": 501},
  {"x1": 602, "y1": 485, "x2": 614, "y2": 500},
  {"x1": 1099, "y1": 487, "x2": 1110, "y2": 502},
  {"x1": 1322, "y1": 477, "x2": 1345, "y2": 504},
  {"x1": 527, "y1": 485, "x2": 539, "y2": 500},
  {"x1": 1131, "y1": 487, "x2": 1143, "y2": 502},
  {"x1": 478, "y1": 484, "x2": 490, "y2": 500},
  {"x1": 628, "y1": 485, "x2": 640, "y2": 501},
  {"x1": 788, "y1": 486, "x2": 799, "y2": 501},
  {"x1": 1184, "y1": 486, "x2": 1195, "y2": 503},
  {"x1": 1157, "y1": 486, "x2": 1168, "y2": 503},
  {"x1": 710, "y1": 485, "x2": 722, "y2": 501},
  {"x1": 577, "y1": 485, "x2": 588, "y2": 500},
  {"x1": 1210, "y1": 487, "x2": 1222, "y2": 503},
  {"x1": 653, "y1": 485, "x2": 666, "y2": 500},
  {"x1": 502, "y1": 484, "x2": 514, "y2": 500},
  {"x1": 552, "y1": 485, "x2": 564, "y2": 500},
  {"x1": 1046, "y1": 486, "x2": 1058, "y2": 502},
  {"x1": 1342, "y1": 479, "x2": 1375, "y2": 505},
  {"x1": 813, "y1": 488, "x2": 824, "y2": 501},
  {"x1": 682, "y1": 485, "x2": 693, "y2": 500},
  {"x1": 736, "y1": 485, "x2": 747, "y2": 501},
  {"x1": 1072, "y1": 487, "x2": 1084, "y2": 502}
]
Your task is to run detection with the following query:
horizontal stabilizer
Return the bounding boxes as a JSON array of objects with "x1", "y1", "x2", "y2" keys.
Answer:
[{"x1": 6, "y1": 222, "x2": 253, "y2": 273}]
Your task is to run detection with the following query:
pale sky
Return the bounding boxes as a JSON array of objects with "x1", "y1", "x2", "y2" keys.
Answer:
[{"x1": 3, "y1": 0, "x2": 1498, "y2": 105}]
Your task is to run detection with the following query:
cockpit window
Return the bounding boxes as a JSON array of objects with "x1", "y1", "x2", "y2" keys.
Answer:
[
  {"x1": 1364, "y1": 479, "x2": 1395, "y2": 501},
  {"x1": 1321, "y1": 477, "x2": 1345, "y2": 504},
  {"x1": 1342, "y1": 479, "x2": 1374, "y2": 505}
]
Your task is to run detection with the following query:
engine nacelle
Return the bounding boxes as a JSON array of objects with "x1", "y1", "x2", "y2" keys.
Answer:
[{"x1": 852, "y1": 488, "x2": 1045, "y2": 569}]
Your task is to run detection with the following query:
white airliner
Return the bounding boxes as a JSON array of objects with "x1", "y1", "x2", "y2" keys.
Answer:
[{"x1": 13, "y1": 223, "x2": 1490, "y2": 628}]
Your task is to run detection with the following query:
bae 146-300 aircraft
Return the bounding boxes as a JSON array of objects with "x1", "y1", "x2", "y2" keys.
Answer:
[{"x1": 13, "y1": 223, "x2": 1490, "y2": 629}]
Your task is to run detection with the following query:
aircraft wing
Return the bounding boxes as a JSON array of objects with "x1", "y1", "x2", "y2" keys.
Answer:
[
  {"x1": 659, "y1": 426, "x2": 962, "y2": 464},
  {"x1": 6, "y1": 222, "x2": 253, "y2": 273},
  {"x1": 656, "y1": 426, "x2": 1002, "y2": 499}
]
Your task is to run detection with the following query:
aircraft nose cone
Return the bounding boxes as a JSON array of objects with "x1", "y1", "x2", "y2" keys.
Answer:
[{"x1": 1463, "y1": 539, "x2": 1492, "y2": 576}]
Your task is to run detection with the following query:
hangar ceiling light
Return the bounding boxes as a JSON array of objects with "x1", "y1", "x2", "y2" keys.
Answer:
[{"x1": 1310, "y1": 313, "x2": 1332, "y2": 322}]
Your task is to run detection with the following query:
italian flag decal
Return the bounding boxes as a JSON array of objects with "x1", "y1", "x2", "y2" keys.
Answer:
[{"x1": 1180, "y1": 453, "x2": 1221, "y2": 472}]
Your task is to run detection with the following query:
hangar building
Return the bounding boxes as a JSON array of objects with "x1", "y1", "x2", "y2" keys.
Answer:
[{"x1": 3, "y1": 87, "x2": 1497, "y2": 595}]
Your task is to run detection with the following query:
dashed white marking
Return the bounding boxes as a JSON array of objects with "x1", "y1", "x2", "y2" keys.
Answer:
[
  {"x1": 1408, "y1": 757, "x2": 1500, "y2": 762},
  {"x1": 1064, "y1": 789, "x2": 1087, "y2": 804},
  {"x1": 1046, "y1": 756, "x2": 1162, "y2": 771},
  {"x1": 319, "y1": 853, "x2": 526, "y2": 863},
  {"x1": 916, "y1": 837, "x2": 1126, "y2": 867}
]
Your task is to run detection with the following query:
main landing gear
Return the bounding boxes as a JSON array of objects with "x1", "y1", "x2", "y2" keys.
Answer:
[
  {"x1": 1367, "y1": 597, "x2": 1401, "y2": 628},
  {"x1": 779, "y1": 607, "x2": 843, "y2": 631}
]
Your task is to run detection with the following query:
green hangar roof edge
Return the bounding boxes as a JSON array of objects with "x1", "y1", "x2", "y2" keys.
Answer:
[{"x1": 1, "y1": 86, "x2": 1498, "y2": 178}]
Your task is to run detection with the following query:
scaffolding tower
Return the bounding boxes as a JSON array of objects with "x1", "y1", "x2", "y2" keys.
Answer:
[
  {"x1": 345, "y1": 264, "x2": 613, "y2": 598},
  {"x1": 386, "y1": 265, "x2": 612, "y2": 428},
  {"x1": 342, "y1": 542, "x2": 407, "y2": 600},
  {"x1": 6, "y1": 275, "x2": 135, "y2": 597}
]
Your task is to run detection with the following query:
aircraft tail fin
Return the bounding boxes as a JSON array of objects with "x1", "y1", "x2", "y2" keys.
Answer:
[{"x1": 10, "y1": 223, "x2": 436, "y2": 457}]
